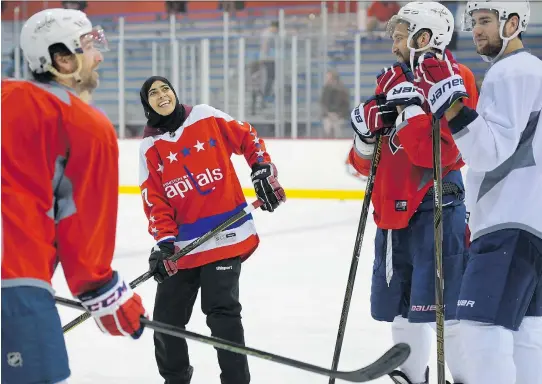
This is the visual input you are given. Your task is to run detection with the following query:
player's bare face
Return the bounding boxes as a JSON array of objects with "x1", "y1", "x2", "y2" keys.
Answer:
[
  {"x1": 470, "y1": 10, "x2": 503, "y2": 57},
  {"x1": 391, "y1": 23, "x2": 410, "y2": 63},
  {"x1": 79, "y1": 42, "x2": 103, "y2": 91},
  {"x1": 148, "y1": 81, "x2": 177, "y2": 116}
]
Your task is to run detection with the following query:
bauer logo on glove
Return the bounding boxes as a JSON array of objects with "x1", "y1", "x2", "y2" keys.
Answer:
[
  {"x1": 429, "y1": 76, "x2": 465, "y2": 109},
  {"x1": 391, "y1": 84, "x2": 419, "y2": 97},
  {"x1": 416, "y1": 52, "x2": 468, "y2": 119}
]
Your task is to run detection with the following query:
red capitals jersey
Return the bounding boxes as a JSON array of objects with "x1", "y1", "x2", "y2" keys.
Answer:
[
  {"x1": 139, "y1": 104, "x2": 270, "y2": 269},
  {"x1": 348, "y1": 63, "x2": 479, "y2": 229},
  {"x1": 1, "y1": 80, "x2": 118, "y2": 296}
]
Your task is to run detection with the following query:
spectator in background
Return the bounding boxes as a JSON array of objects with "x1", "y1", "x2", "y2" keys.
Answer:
[
  {"x1": 248, "y1": 60, "x2": 267, "y2": 115},
  {"x1": 156, "y1": 1, "x2": 187, "y2": 22},
  {"x1": 220, "y1": 1, "x2": 236, "y2": 14},
  {"x1": 62, "y1": 1, "x2": 87, "y2": 11},
  {"x1": 260, "y1": 21, "x2": 278, "y2": 102},
  {"x1": 320, "y1": 70, "x2": 350, "y2": 138},
  {"x1": 165, "y1": 1, "x2": 187, "y2": 15},
  {"x1": 366, "y1": 1, "x2": 400, "y2": 34},
  {"x1": 219, "y1": 1, "x2": 244, "y2": 18}
]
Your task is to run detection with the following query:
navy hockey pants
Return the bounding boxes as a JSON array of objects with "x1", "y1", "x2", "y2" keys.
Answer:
[
  {"x1": 457, "y1": 228, "x2": 542, "y2": 330},
  {"x1": 1, "y1": 285, "x2": 70, "y2": 384},
  {"x1": 370, "y1": 203, "x2": 468, "y2": 323}
]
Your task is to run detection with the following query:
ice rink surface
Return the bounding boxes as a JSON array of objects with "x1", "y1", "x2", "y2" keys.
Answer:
[{"x1": 54, "y1": 196, "x2": 448, "y2": 383}]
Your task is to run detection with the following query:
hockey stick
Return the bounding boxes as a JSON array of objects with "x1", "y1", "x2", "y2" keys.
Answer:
[
  {"x1": 55, "y1": 295, "x2": 410, "y2": 383},
  {"x1": 61, "y1": 200, "x2": 263, "y2": 334},
  {"x1": 432, "y1": 117, "x2": 446, "y2": 384},
  {"x1": 328, "y1": 135, "x2": 383, "y2": 384}
]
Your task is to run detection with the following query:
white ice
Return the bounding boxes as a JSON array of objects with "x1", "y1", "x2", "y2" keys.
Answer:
[{"x1": 53, "y1": 196, "x2": 449, "y2": 383}]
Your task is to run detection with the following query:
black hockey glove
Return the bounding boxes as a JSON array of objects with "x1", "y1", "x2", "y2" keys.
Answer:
[
  {"x1": 148, "y1": 241, "x2": 178, "y2": 283},
  {"x1": 250, "y1": 162, "x2": 286, "y2": 212}
]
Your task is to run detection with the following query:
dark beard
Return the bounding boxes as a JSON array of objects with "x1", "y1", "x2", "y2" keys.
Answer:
[
  {"x1": 396, "y1": 52, "x2": 410, "y2": 66},
  {"x1": 477, "y1": 38, "x2": 504, "y2": 57}
]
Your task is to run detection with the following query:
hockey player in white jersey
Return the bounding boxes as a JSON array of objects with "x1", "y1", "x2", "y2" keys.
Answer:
[{"x1": 416, "y1": 1, "x2": 542, "y2": 383}]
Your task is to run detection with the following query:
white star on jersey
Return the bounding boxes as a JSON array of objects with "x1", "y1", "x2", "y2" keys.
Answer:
[
  {"x1": 256, "y1": 149, "x2": 265, "y2": 157},
  {"x1": 167, "y1": 151, "x2": 178, "y2": 163},
  {"x1": 150, "y1": 216, "x2": 156, "y2": 223},
  {"x1": 252, "y1": 136, "x2": 259, "y2": 144},
  {"x1": 151, "y1": 227, "x2": 159, "y2": 234},
  {"x1": 157, "y1": 163, "x2": 164, "y2": 172},
  {"x1": 194, "y1": 140, "x2": 205, "y2": 152}
]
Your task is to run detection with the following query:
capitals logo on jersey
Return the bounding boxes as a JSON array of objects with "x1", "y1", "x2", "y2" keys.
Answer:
[{"x1": 163, "y1": 167, "x2": 223, "y2": 199}]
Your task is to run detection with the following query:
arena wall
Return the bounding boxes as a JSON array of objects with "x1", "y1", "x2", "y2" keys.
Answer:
[{"x1": 118, "y1": 138, "x2": 367, "y2": 200}]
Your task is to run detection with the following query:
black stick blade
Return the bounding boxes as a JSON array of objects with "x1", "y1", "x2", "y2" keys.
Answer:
[{"x1": 335, "y1": 343, "x2": 410, "y2": 382}]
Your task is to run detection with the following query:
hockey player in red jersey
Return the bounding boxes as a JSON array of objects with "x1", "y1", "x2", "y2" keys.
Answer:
[
  {"x1": 1, "y1": 8, "x2": 147, "y2": 384},
  {"x1": 138, "y1": 75, "x2": 286, "y2": 384},
  {"x1": 347, "y1": 2, "x2": 478, "y2": 384}
]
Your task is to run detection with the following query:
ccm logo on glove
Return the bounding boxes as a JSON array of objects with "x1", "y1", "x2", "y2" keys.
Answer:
[{"x1": 86, "y1": 281, "x2": 129, "y2": 312}]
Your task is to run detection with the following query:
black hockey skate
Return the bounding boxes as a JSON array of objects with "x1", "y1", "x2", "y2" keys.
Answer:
[
  {"x1": 165, "y1": 365, "x2": 193, "y2": 384},
  {"x1": 389, "y1": 367, "x2": 429, "y2": 384},
  {"x1": 388, "y1": 367, "x2": 461, "y2": 384}
]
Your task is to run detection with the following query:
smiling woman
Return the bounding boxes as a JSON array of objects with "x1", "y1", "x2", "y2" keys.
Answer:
[
  {"x1": 146, "y1": 79, "x2": 176, "y2": 115},
  {"x1": 136, "y1": 73, "x2": 286, "y2": 384},
  {"x1": 139, "y1": 76, "x2": 186, "y2": 135}
]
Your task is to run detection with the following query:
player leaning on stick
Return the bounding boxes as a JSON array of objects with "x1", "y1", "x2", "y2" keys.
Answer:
[
  {"x1": 416, "y1": 1, "x2": 542, "y2": 383},
  {"x1": 1, "y1": 8, "x2": 147, "y2": 384},
  {"x1": 347, "y1": 2, "x2": 479, "y2": 383},
  {"x1": 138, "y1": 75, "x2": 286, "y2": 384}
]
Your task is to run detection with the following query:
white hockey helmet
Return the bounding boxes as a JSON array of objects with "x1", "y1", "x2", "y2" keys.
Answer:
[
  {"x1": 20, "y1": 8, "x2": 108, "y2": 74},
  {"x1": 461, "y1": 1, "x2": 530, "y2": 62},
  {"x1": 387, "y1": 2, "x2": 455, "y2": 56}
]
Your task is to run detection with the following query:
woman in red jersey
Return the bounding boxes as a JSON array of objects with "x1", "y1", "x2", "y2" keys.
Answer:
[{"x1": 138, "y1": 76, "x2": 285, "y2": 384}]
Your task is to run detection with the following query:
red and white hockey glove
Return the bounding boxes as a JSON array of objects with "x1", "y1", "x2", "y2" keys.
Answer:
[
  {"x1": 357, "y1": 95, "x2": 397, "y2": 136},
  {"x1": 78, "y1": 271, "x2": 147, "y2": 339},
  {"x1": 376, "y1": 62, "x2": 424, "y2": 108},
  {"x1": 251, "y1": 162, "x2": 286, "y2": 212},
  {"x1": 415, "y1": 52, "x2": 468, "y2": 119}
]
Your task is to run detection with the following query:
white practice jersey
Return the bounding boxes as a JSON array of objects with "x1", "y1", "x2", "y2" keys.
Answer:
[{"x1": 449, "y1": 50, "x2": 542, "y2": 241}]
